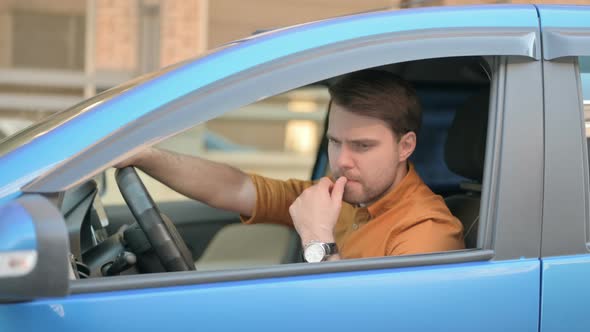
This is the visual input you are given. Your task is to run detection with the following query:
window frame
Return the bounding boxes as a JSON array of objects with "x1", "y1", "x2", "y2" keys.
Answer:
[
  {"x1": 538, "y1": 5, "x2": 590, "y2": 256},
  {"x1": 68, "y1": 55, "x2": 542, "y2": 294}
]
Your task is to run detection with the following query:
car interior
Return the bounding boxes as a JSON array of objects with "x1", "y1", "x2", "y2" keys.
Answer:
[{"x1": 53, "y1": 55, "x2": 492, "y2": 279}]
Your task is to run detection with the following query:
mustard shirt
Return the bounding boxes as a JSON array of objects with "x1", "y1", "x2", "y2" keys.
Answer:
[{"x1": 241, "y1": 164, "x2": 465, "y2": 258}]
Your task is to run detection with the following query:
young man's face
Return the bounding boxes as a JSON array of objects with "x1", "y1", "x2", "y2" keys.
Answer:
[{"x1": 327, "y1": 103, "x2": 415, "y2": 205}]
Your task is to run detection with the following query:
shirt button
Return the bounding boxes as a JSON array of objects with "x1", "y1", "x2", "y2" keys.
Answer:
[{"x1": 352, "y1": 223, "x2": 359, "y2": 230}]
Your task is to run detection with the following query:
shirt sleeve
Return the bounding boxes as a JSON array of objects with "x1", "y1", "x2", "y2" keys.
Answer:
[
  {"x1": 386, "y1": 217, "x2": 465, "y2": 256},
  {"x1": 240, "y1": 174, "x2": 314, "y2": 228}
]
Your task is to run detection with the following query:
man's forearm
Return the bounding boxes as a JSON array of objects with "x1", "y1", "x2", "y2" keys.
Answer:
[{"x1": 132, "y1": 148, "x2": 256, "y2": 216}]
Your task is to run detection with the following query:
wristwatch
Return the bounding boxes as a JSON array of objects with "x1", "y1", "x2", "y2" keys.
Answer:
[{"x1": 303, "y1": 240, "x2": 338, "y2": 263}]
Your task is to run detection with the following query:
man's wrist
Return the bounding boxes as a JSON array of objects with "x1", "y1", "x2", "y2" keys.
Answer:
[{"x1": 300, "y1": 233, "x2": 334, "y2": 246}]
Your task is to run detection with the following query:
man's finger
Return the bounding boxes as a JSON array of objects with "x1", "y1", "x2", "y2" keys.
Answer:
[
  {"x1": 331, "y1": 176, "x2": 347, "y2": 203},
  {"x1": 318, "y1": 177, "x2": 333, "y2": 190}
]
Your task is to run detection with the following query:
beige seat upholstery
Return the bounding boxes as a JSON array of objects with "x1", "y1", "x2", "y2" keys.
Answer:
[
  {"x1": 444, "y1": 183, "x2": 481, "y2": 249},
  {"x1": 195, "y1": 223, "x2": 301, "y2": 271},
  {"x1": 444, "y1": 88, "x2": 489, "y2": 248}
]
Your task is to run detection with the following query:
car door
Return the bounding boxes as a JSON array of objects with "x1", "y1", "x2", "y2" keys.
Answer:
[
  {"x1": 2, "y1": 6, "x2": 544, "y2": 331},
  {"x1": 537, "y1": 5, "x2": 590, "y2": 332}
]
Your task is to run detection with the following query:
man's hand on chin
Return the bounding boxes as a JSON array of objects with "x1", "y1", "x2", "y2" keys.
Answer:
[{"x1": 289, "y1": 176, "x2": 347, "y2": 258}]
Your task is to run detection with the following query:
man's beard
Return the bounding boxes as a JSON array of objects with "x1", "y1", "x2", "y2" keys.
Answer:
[
  {"x1": 333, "y1": 171, "x2": 371, "y2": 204},
  {"x1": 334, "y1": 172, "x2": 391, "y2": 205}
]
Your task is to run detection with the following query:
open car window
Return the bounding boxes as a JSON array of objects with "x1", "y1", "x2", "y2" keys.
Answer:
[{"x1": 77, "y1": 56, "x2": 496, "y2": 279}]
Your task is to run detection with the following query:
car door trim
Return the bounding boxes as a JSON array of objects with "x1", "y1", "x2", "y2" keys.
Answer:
[
  {"x1": 69, "y1": 249, "x2": 494, "y2": 294},
  {"x1": 542, "y1": 29, "x2": 590, "y2": 60}
]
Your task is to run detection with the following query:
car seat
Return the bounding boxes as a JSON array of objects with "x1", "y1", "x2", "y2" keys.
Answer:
[
  {"x1": 195, "y1": 223, "x2": 301, "y2": 271},
  {"x1": 443, "y1": 88, "x2": 489, "y2": 249}
]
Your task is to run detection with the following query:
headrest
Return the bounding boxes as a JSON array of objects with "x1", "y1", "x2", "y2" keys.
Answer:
[{"x1": 444, "y1": 89, "x2": 489, "y2": 182}]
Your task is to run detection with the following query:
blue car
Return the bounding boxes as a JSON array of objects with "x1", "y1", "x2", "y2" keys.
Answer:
[{"x1": 1, "y1": 4, "x2": 590, "y2": 332}]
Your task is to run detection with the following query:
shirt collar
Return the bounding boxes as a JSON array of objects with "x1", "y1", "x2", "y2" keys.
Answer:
[{"x1": 367, "y1": 163, "x2": 421, "y2": 218}]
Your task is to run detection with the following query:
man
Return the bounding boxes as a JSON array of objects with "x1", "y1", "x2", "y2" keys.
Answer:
[{"x1": 117, "y1": 70, "x2": 464, "y2": 262}]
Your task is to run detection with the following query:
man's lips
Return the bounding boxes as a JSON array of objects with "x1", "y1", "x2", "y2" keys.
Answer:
[
  {"x1": 344, "y1": 178, "x2": 360, "y2": 184},
  {"x1": 334, "y1": 174, "x2": 360, "y2": 183}
]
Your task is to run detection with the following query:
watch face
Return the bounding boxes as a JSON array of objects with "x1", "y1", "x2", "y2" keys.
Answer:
[{"x1": 304, "y1": 243, "x2": 326, "y2": 263}]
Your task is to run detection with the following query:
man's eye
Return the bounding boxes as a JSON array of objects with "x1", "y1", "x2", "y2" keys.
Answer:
[
  {"x1": 328, "y1": 138, "x2": 339, "y2": 145},
  {"x1": 353, "y1": 143, "x2": 370, "y2": 151}
]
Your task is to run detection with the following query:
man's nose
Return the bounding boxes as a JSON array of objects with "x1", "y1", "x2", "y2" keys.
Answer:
[{"x1": 336, "y1": 146, "x2": 354, "y2": 169}]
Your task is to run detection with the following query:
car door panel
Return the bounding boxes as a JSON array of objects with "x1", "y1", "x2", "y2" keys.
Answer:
[
  {"x1": 537, "y1": 5, "x2": 590, "y2": 332},
  {"x1": 3, "y1": 258, "x2": 540, "y2": 332},
  {"x1": 541, "y1": 255, "x2": 590, "y2": 332}
]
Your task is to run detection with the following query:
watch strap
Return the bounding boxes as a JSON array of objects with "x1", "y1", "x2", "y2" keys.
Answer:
[{"x1": 324, "y1": 242, "x2": 338, "y2": 256}]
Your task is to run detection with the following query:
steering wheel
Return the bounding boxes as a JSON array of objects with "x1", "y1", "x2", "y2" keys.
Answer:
[{"x1": 115, "y1": 167, "x2": 195, "y2": 272}]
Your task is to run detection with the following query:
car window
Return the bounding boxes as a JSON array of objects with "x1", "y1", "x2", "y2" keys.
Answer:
[
  {"x1": 86, "y1": 56, "x2": 498, "y2": 280},
  {"x1": 101, "y1": 58, "x2": 493, "y2": 211},
  {"x1": 80, "y1": 55, "x2": 506, "y2": 280},
  {"x1": 102, "y1": 55, "x2": 492, "y2": 238}
]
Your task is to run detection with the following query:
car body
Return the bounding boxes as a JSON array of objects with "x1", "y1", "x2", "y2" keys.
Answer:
[{"x1": 1, "y1": 4, "x2": 590, "y2": 332}]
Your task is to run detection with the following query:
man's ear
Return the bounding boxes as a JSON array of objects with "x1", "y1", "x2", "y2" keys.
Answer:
[{"x1": 398, "y1": 132, "x2": 417, "y2": 162}]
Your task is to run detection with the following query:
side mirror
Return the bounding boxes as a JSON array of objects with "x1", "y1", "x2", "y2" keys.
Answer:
[{"x1": 0, "y1": 195, "x2": 69, "y2": 302}]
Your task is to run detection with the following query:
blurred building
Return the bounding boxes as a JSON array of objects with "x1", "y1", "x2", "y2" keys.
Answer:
[
  {"x1": 0, "y1": 0, "x2": 396, "y2": 134},
  {"x1": 1, "y1": 0, "x2": 587, "y2": 126}
]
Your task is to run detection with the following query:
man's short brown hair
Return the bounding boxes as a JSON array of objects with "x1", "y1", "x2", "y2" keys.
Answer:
[{"x1": 328, "y1": 70, "x2": 422, "y2": 138}]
